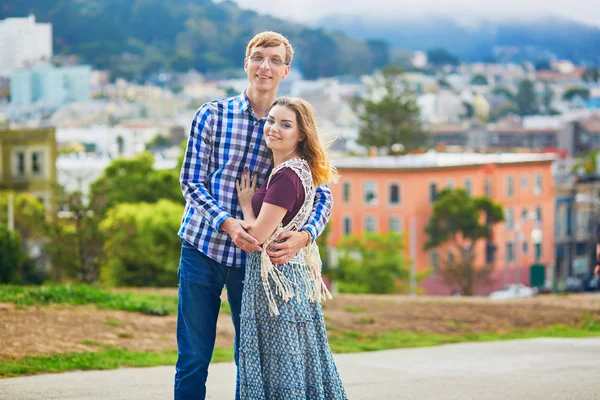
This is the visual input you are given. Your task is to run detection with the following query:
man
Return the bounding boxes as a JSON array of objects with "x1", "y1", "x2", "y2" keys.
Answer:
[{"x1": 175, "y1": 31, "x2": 333, "y2": 400}]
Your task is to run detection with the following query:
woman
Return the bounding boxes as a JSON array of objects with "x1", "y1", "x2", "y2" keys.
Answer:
[{"x1": 235, "y1": 97, "x2": 347, "y2": 399}]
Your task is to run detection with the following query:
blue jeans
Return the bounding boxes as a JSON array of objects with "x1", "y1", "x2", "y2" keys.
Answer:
[{"x1": 174, "y1": 243, "x2": 245, "y2": 400}]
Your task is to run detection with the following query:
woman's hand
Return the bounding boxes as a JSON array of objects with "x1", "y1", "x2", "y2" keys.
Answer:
[{"x1": 236, "y1": 168, "x2": 257, "y2": 208}]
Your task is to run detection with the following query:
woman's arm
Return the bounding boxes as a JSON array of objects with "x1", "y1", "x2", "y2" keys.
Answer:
[
  {"x1": 236, "y1": 169, "x2": 291, "y2": 245},
  {"x1": 247, "y1": 203, "x2": 288, "y2": 245}
]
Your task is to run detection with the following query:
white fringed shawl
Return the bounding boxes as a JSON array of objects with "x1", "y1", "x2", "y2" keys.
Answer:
[{"x1": 259, "y1": 158, "x2": 332, "y2": 316}]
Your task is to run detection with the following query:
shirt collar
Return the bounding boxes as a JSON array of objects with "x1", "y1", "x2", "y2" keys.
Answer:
[{"x1": 238, "y1": 90, "x2": 251, "y2": 115}]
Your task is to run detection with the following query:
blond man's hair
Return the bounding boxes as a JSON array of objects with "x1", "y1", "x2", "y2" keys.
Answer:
[{"x1": 246, "y1": 31, "x2": 294, "y2": 65}]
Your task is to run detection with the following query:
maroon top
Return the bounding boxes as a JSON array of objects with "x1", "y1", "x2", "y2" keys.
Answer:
[{"x1": 251, "y1": 167, "x2": 305, "y2": 226}]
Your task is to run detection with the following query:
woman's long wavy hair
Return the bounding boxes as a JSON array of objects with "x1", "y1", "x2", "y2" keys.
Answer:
[{"x1": 269, "y1": 97, "x2": 339, "y2": 187}]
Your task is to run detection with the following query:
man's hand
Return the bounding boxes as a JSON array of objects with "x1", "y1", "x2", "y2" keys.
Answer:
[
  {"x1": 267, "y1": 230, "x2": 310, "y2": 264},
  {"x1": 221, "y1": 218, "x2": 262, "y2": 252}
]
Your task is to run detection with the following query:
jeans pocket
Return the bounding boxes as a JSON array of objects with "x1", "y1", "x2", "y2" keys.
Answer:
[{"x1": 181, "y1": 241, "x2": 196, "y2": 250}]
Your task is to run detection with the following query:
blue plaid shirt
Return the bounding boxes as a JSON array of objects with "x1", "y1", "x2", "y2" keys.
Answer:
[{"x1": 178, "y1": 91, "x2": 333, "y2": 267}]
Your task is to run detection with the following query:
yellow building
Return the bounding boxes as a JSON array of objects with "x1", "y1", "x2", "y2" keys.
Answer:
[{"x1": 0, "y1": 128, "x2": 57, "y2": 211}]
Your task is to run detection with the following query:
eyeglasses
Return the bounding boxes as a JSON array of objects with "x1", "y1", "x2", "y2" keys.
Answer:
[{"x1": 247, "y1": 54, "x2": 288, "y2": 67}]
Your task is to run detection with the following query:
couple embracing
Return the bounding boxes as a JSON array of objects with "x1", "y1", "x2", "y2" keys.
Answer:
[{"x1": 175, "y1": 31, "x2": 348, "y2": 400}]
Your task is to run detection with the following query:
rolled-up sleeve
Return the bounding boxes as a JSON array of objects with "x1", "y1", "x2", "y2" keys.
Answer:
[
  {"x1": 302, "y1": 184, "x2": 333, "y2": 243},
  {"x1": 180, "y1": 104, "x2": 231, "y2": 232}
]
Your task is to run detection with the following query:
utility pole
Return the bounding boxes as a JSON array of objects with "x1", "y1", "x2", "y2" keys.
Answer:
[
  {"x1": 410, "y1": 217, "x2": 417, "y2": 296},
  {"x1": 8, "y1": 192, "x2": 14, "y2": 231}
]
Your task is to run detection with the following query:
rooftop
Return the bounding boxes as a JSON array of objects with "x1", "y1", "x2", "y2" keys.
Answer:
[{"x1": 332, "y1": 151, "x2": 558, "y2": 170}]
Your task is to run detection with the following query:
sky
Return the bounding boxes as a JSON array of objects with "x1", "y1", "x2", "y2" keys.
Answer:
[{"x1": 231, "y1": 0, "x2": 600, "y2": 28}]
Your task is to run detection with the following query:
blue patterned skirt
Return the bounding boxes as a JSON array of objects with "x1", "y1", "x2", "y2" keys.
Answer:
[{"x1": 239, "y1": 252, "x2": 348, "y2": 399}]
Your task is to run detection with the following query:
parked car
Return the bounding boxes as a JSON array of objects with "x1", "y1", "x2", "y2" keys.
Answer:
[
  {"x1": 579, "y1": 272, "x2": 600, "y2": 292},
  {"x1": 489, "y1": 284, "x2": 537, "y2": 300},
  {"x1": 565, "y1": 276, "x2": 585, "y2": 293}
]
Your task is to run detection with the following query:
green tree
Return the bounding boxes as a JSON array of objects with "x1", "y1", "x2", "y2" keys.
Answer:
[
  {"x1": 0, "y1": 225, "x2": 22, "y2": 284},
  {"x1": 572, "y1": 150, "x2": 599, "y2": 176},
  {"x1": 470, "y1": 74, "x2": 488, "y2": 86},
  {"x1": 47, "y1": 189, "x2": 103, "y2": 283},
  {"x1": 351, "y1": 66, "x2": 426, "y2": 151},
  {"x1": 336, "y1": 233, "x2": 410, "y2": 294},
  {"x1": 316, "y1": 222, "x2": 331, "y2": 275},
  {"x1": 425, "y1": 188, "x2": 504, "y2": 296},
  {"x1": 562, "y1": 87, "x2": 590, "y2": 101},
  {"x1": 0, "y1": 192, "x2": 48, "y2": 281},
  {"x1": 541, "y1": 83, "x2": 555, "y2": 114},
  {"x1": 492, "y1": 86, "x2": 515, "y2": 101},
  {"x1": 146, "y1": 134, "x2": 171, "y2": 150},
  {"x1": 99, "y1": 200, "x2": 183, "y2": 287},
  {"x1": 89, "y1": 152, "x2": 181, "y2": 216},
  {"x1": 426, "y1": 48, "x2": 460, "y2": 66},
  {"x1": 516, "y1": 79, "x2": 539, "y2": 116},
  {"x1": 0, "y1": 192, "x2": 48, "y2": 244},
  {"x1": 582, "y1": 68, "x2": 599, "y2": 83}
]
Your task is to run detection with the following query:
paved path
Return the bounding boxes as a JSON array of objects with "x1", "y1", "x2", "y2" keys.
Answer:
[{"x1": 1, "y1": 338, "x2": 598, "y2": 399}]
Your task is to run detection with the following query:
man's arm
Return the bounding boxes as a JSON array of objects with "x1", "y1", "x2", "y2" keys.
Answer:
[
  {"x1": 181, "y1": 104, "x2": 259, "y2": 250},
  {"x1": 301, "y1": 184, "x2": 333, "y2": 243},
  {"x1": 267, "y1": 184, "x2": 333, "y2": 264}
]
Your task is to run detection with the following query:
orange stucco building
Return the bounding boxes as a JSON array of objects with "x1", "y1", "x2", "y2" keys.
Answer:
[{"x1": 329, "y1": 151, "x2": 557, "y2": 295}]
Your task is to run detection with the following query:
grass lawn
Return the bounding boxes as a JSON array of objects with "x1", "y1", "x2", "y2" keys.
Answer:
[{"x1": 1, "y1": 284, "x2": 599, "y2": 378}]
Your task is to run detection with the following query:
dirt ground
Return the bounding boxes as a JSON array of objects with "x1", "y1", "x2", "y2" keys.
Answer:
[{"x1": 1, "y1": 293, "x2": 599, "y2": 360}]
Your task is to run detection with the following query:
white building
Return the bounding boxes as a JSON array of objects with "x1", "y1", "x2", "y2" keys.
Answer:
[
  {"x1": 56, "y1": 123, "x2": 163, "y2": 158},
  {"x1": 56, "y1": 153, "x2": 178, "y2": 205},
  {"x1": 0, "y1": 15, "x2": 52, "y2": 77}
]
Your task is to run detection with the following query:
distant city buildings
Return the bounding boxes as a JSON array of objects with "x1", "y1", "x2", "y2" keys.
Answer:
[
  {"x1": 0, "y1": 15, "x2": 52, "y2": 77},
  {"x1": 10, "y1": 64, "x2": 91, "y2": 107},
  {"x1": 0, "y1": 127, "x2": 57, "y2": 211},
  {"x1": 329, "y1": 151, "x2": 557, "y2": 295},
  {"x1": 9, "y1": 64, "x2": 92, "y2": 121}
]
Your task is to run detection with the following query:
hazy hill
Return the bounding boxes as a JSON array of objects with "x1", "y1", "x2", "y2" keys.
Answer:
[
  {"x1": 0, "y1": 0, "x2": 389, "y2": 80},
  {"x1": 316, "y1": 15, "x2": 600, "y2": 65}
]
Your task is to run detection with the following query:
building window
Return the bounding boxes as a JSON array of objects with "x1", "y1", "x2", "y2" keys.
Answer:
[
  {"x1": 485, "y1": 242, "x2": 496, "y2": 264},
  {"x1": 429, "y1": 182, "x2": 438, "y2": 203},
  {"x1": 389, "y1": 216, "x2": 403, "y2": 233},
  {"x1": 447, "y1": 251, "x2": 455, "y2": 264},
  {"x1": 15, "y1": 151, "x2": 26, "y2": 176},
  {"x1": 484, "y1": 177, "x2": 492, "y2": 197},
  {"x1": 446, "y1": 179, "x2": 454, "y2": 189},
  {"x1": 576, "y1": 210, "x2": 591, "y2": 235},
  {"x1": 343, "y1": 217, "x2": 352, "y2": 235},
  {"x1": 535, "y1": 242, "x2": 542, "y2": 260},
  {"x1": 556, "y1": 203, "x2": 567, "y2": 237},
  {"x1": 535, "y1": 205, "x2": 542, "y2": 223},
  {"x1": 32, "y1": 152, "x2": 43, "y2": 175},
  {"x1": 429, "y1": 251, "x2": 440, "y2": 274},
  {"x1": 389, "y1": 183, "x2": 401, "y2": 205},
  {"x1": 464, "y1": 178, "x2": 472, "y2": 196},
  {"x1": 343, "y1": 182, "x2": 351, "y2": 203},
  {"x1": 364, "y1": 181, "x2": 378, "y2": 205},
  {"x1": 505, "y1": 207, "x2": 514, "y2": 230},
  {"x1": 506, "y1": 176, "x2": 514, "y2": 197},
  {"x1": 506, "y1": 242, "x2": 514, "y2": 263},
  {"x1": 533, "y1": 173, "x2": 542, "y2": 195},
  {"x1": 364, "y1": 216, "x2": 378, "y2": 233},
  {"x1": 521, "y1": 174, "x2": 528, "y2": 190},
  {"x1": 523, "y1": 241, "x2": 528, "y2": 254}
]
